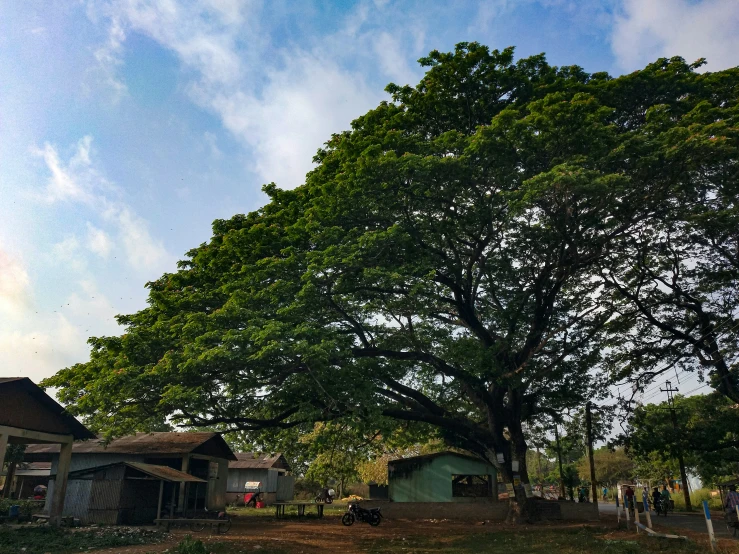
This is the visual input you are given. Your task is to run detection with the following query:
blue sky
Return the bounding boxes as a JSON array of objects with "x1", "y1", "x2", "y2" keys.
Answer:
[{"x1": 1, "y1": 0, "x2": 738, "y2": 404}]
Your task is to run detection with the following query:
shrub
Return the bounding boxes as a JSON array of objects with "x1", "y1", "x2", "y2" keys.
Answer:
[
  {"x1": 0, "y1": 498, "x2": 40, "y2": 516},
  {"x1": 174, "y1": 535, "x2": 208, "y2": 554},
  {"x1": 670, "y1": 488, "x2": 723, "y2": 511}
]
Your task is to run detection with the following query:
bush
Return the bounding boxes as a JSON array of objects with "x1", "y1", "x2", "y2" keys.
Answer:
[
  {"x1": 670, "y1": 488, "x2": 723, "y2": 511},
  {"x1": 293, "y1": 478, "x2": 322, "y2": 500},
  {"x1": 175, "y1": 535, "x2": 208, "y2": 554},
  {"x1": 0, "y1": 498, "x2": 40, "y2": 516}
]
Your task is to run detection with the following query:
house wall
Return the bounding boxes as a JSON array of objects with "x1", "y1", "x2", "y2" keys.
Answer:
[
  {"x1": 389, "y1": 455, "x2": 498, "y2": 503},
  {"x1": 226, "y1": 468, "x2": 276, "y2": 494},
  {"x1": 225, "y1": 468, "x2": 290, "y2": 505}
]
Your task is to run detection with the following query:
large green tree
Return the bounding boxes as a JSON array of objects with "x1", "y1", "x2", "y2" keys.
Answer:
[
  {"x1": 44, "y1": 44, "x2": 738, "y2": 518},
  {"x1": 627, "y1": 392, "x2": 739, "y2": 485}
]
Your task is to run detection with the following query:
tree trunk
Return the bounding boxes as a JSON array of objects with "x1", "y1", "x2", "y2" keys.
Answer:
[
  {"x1": 585, "y1": 402, "x2": 598, "y2": 511},
  {"x1": 554, "y1": 425, "x2": 565, "y2": 499}
]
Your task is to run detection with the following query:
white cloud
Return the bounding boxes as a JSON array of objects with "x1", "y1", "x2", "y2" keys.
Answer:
[
  {"x1": 33, "y1": 136, "x2": 97, "y2": 204},
  {"x1": 208, "y1": 54, "x2": 378, "y2": 188},
  {"x1": 0, "y1": 280, "x2": 121, "y2": 383},
  {"x1": 35, "y1": 136, "x2": 173, "y2": 275},
  {"x1": 110, "y1": 206, "x2": 169, "y2": 272},
  {"x1": 86, "y1": 1, "x2": 413, "y2": 189},
  {"x1": 203, "y1": 131, "x2": 223, "y2": 159},
  {"x1": 611, "y1": 0, "x2": 739, "y2": 72},
  {"x1": 86, "y1": 223, "x2": 113, "y2": 258},
  {"x1": 0, "y1": 249, "x2": 32, "y2": 320},
  {"x1": 372, "y1": 32, "x2": 416, "y2": 84},
  {"x1": 93, "y1": 17, "x2": 128, "y2": 100}
]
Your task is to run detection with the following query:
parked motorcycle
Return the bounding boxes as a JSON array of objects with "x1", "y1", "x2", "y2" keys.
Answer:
[
  {"x1": 315, "y1": 488, "x2": 335, "y2": 504},
  {"x1": 342, "y1": 503, "x2": 382, "y2": 526}
]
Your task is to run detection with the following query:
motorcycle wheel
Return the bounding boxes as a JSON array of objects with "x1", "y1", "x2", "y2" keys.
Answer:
[
  {"x1": 369, "y1": 512, "x2": 381, "y2": 526},
  {"x1": 325, "y1": 496, "x2": 333, "y2": 504},
  {"x1": 315, "y1": 496, "x2": 322, "y2": 503},
  {"x1": 342, "y1": 513, "x2": 355, "y2": 526}
]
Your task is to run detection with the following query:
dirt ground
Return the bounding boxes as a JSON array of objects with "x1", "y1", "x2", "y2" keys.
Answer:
[{"x1": 87, "y1": 514, "x2": 739, "y2": 554}]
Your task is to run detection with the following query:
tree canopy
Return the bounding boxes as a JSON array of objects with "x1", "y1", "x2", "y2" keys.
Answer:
[
  {"x1": 627, "y1": 392, "x2": 739, "y2": 484},
  {"x1": 44, "y1": 43, "x2": 739, "y2": 507}
]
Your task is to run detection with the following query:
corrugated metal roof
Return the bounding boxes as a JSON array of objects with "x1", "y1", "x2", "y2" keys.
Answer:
[
  {"x1": 388, "y1": 451, "x2": 487, "y2": 467},
  {"x1": 229, "y1": 452, "x2": 291, "y2": 471},
  {"x1": 25, "y1": 432, "x2": 236, "y2": 460},
  {"x1": 66, "y1": 462, "x2": 206, "y2": 483}
]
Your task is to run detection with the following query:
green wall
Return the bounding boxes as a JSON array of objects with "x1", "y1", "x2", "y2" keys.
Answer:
[{"x1": 388, "y1": 453, "x2": 497, "y2": 502}]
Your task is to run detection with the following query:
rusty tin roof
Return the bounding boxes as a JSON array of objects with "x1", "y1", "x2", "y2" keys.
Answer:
[
  {"x1": 229, "y1": 452, "x2": 291, "y2": 471},
  {"x1": 25, "y1": 432, "x2": 237, "y2": 461},
  {"x1": 65, "y1": 461, "x2": 206, "y2": 483}
]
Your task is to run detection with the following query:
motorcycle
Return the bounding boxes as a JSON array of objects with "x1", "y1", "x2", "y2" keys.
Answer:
[
  {"x1": 342, "y1": 503, "x2": 382, "y2": 526},
  {"x1": 315, "y1": 488, "x2": 335, "y2": 504}
]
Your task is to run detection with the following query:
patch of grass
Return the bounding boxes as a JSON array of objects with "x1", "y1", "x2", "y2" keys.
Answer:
[
  {"x1": 360, "y1": 527, "x2": 705, "y2": 554},
  {"x1": 0, "y1": 525, "x2": 166, "y2": 554}
]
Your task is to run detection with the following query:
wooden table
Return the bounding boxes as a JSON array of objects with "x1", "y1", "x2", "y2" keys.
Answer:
[{"x1": 273, "y1": 502, "x2": 324, "y2": 519}]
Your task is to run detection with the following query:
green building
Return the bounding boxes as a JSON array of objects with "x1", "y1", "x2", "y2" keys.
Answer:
[{"x1": 388, "y1": 452, "x2": 498, "y2": 503}]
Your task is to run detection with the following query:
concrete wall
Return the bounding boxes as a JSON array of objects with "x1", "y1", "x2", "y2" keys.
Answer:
[
  {"x1": 378, "y1": 500, "x2": 599, "y2": 522},
  {"x1": 380, "y1": 501, "x2": 508, "y2": 521},
  {"x1": 389, "y1": 454, "x2": 497, "y2": 503}
]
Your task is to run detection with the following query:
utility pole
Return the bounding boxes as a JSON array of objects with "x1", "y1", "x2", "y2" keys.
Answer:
[
  {"x1": 554, "y1": 424, "x2": 566, "y2": 499},
  {"x1": 585, "y1": 401, "x2": 598, "y2": 510},
  {"x1": 661, "y1": 381, "x2": 692, "y2": 511}
]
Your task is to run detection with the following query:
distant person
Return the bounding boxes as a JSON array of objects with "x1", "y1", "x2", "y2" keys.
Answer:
[
  {"x1": 624, "y1": 486, "x2": 635, "y2": 512},
  {"x1": 652, "y1": 487, "x2": 661, "y2": 511},
  {"x1": 602, "y1": 486, "x2": 608, "y2": 501},
  {"x1": 724, "y1": 484, "x2": 739, "y2": 515},
  {"x1": 660, "y1": 485, "x2": 672, "y2": 513}
]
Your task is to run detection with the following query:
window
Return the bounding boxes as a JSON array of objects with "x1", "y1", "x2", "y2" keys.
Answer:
[{"x1": 452, "y1": 474, "x2": 492, "y2": 497}]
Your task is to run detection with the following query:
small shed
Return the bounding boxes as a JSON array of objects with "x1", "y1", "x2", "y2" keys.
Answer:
[
  {"x1": 388, "y1": 451, "x2": 498, "y2": 503},
  {"x1": 25, "y1": 432, "x2": 236, "y2": 515},
  {"x1": 0, "y1": 377, "x2": 95, "y2": 525},
  {"x1": 59, "y1": 462, "x2": 205, "y2": 525},
  {"x1": 227, "y1": 452, "x2": 293, "y2": 505}
]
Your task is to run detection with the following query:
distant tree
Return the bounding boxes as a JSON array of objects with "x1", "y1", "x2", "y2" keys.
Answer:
[
  {"x1": 627, "y1": 392, "x2": 739, "y2": 485},
  {"x1": 576, "y1": 447, "x2": 634, "y2": 486}
]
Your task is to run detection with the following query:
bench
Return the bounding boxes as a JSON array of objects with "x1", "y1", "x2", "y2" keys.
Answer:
[{"x1": 273, "y1": 502, "x2": 324, "y2": 519}]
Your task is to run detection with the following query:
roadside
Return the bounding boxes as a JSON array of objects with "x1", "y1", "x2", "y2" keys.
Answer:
[{"x1": 599, "y1": 501, "x2": 737, "y2": 540}]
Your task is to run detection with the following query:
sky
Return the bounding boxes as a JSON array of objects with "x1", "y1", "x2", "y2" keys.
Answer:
[{"x1": 1, "y1": 0, "x2": 738, "y2": 405}]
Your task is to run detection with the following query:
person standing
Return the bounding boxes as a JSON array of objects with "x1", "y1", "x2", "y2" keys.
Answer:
[
  {"x1": 602, "y1": 486, "x2": 608, "y2": 501},
  {"x1": 660, "y1": 485, "x2": 672, "y2": 515},
  {"x1": 724, "y1": 484, "x2": 739, "y2": 515}
]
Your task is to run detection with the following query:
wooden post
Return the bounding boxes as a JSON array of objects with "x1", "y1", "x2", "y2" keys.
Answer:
[
  {"x1": 156, "y1": 480, "x2": 164, "y2": 522},
  {"x1": 702, "y1": 500, "x2": 716, "y2": 552},
  {"x1": 0, "y1": 433, "x2": 8, "y2": 487},
  {"x1": 554, "y1": 424, "x2": 565, "y2": 498},
  {"x1": 170, "y1": 482, "x2": 176, "y2": 519},
  {"x1": 624, "y1": 492, "x2": 631, "y2": 531},
  {"x1": 643, "y1": 495, "x2": 652, "y2": 529},
  {"x1": 633, "y1": 494, "x2": 641, "y2": 531},
  {"x1": 49, "y1": 440, "x2": 73, "y2": 526},
  {"x1": 585, "y1": 401, "x2": 598, "y2": 511},
  {"x1": 178, "y1": 455, "x2": 190, "y2": 512}
]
